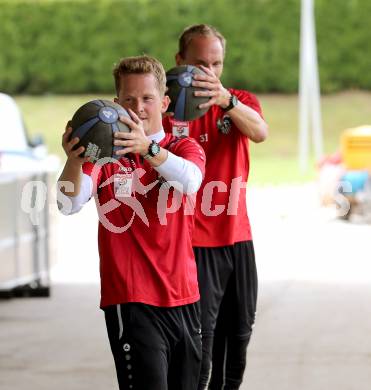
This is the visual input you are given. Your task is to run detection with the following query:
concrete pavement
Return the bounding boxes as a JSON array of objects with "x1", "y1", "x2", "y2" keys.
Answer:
[{"x1": 1, "y1": 183, "x2": 371, "y2": 389}]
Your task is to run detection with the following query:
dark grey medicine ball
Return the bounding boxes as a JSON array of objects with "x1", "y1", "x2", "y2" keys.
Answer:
[
  {"x1": 70, "y1": 99, "x2": 130, "y2": 160},
  {"x1": 166, "y1": 65, "x2": 211, "y2": 121}
]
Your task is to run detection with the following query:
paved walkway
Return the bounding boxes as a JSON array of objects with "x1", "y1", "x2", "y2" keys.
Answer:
[{"x1": 1, "y1": 183, "x2": 371, "y2": 389}]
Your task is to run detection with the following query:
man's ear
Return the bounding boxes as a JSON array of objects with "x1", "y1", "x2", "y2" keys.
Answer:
[
  {"x1": 161, "y1": 95, "x2": 170, "y2": 113},
  {"x1": 175, "y1": 53, "x2": 183, "y2": 66},
  {"x1": 114, "y1": 97, "x2": 119, "y2": 104}
]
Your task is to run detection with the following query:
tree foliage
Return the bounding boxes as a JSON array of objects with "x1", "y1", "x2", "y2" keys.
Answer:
[{"x1": 0, "y1": 0, "x2": 369, "y2": 94}]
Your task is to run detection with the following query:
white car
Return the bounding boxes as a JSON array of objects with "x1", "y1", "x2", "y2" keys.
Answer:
[{"x1": 0, "y1": 93, "x2": 59, "y2": 298}]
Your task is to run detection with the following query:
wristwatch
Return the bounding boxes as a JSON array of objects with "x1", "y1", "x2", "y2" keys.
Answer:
[
  {"x1": 143, "y1": 140, "x2": 161, "y2": 160},
  {"x1": 223, "y1": 94, "x2": 238, "y2": 112}
]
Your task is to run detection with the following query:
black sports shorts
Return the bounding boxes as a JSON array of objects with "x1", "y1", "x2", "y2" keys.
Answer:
[
  {"x1": 104, "y1": 301, "x2": 202, "y2": 390},
  {"x1": 194, "y1": 240, "x2": 258, "y2": 389}
]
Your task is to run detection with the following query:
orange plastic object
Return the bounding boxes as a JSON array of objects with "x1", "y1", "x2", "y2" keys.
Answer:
[{"x1": 341, "y1": 126, "x2": 371, "y2": 169}]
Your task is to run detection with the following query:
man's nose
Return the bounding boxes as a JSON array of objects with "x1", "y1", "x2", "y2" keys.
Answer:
[{"x1": 132, "y1": 99, "x2": 144, "y2": 113}]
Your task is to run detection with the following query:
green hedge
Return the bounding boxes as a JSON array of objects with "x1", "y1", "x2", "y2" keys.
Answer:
[{"x1": 0, "y1": 0, "x2": 370, "y2": 94}]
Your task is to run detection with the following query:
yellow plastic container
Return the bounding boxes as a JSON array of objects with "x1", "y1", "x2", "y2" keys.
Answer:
[{"x1": 341, "y1": 125, "x2": 371, "y2": 169}]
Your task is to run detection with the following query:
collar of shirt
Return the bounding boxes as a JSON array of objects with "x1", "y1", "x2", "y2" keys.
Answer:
[{"x1": 147, "y1": 129, "x2": 165, "y2": 143}]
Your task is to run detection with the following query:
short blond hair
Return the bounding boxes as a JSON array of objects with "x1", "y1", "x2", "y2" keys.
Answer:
[
  {"x1": 178, "y1": 24, "x2": 226, "y2": 59},
  {"x1": 113, "y1": 55, "x2": 166, "y2": 96}
]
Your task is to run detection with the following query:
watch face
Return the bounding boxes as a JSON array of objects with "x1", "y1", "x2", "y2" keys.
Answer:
[
  {"x1": 149, "y1": 142, "x2": 160, "y2": 156},
  {"x1": 231, "y1": 95, "x2": 238, "y2": 107}
]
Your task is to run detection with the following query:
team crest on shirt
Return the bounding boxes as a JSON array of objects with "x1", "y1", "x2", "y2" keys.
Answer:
[
  {"x1": 172, "y1": 120, "x2": 189, "y2": 137},
  {"x1": 217, "y1": 115, "x2": 232, "y2": 135}
]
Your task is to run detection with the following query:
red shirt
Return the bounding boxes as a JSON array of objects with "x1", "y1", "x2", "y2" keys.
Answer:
[
  {"x1": 163, "y1": 89, "x2": 263, "y2": 247},
  {"x1": 83, "y1": 134, "x2": 205, "y2": 308}
]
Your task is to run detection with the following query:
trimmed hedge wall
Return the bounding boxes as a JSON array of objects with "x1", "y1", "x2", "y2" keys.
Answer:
[{"x1": 0, "y1": 0, "x2": 370, "y2": 94}]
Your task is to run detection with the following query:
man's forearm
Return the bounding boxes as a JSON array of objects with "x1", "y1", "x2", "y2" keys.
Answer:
[
  {"x1": 141, "y1": 145, "x2": 169, "y2": 168},
  {"x1": 228, "y1": 102, "x2": 268, "y2": 143},
  {"x1": 58, "y1": 159, "x2": 84, "y2": 196},
  {"x1": 154, "y1": 151, "x2": 203, "y2": 194}
]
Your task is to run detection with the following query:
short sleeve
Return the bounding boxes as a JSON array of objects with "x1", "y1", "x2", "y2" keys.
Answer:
[{"x1": 82, "y1": 161, "x2": 103, "y2": 194}]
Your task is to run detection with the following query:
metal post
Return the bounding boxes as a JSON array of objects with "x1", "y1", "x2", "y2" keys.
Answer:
[{"x1": 299, "y1": 0, "x2": 323, "y2": 172}]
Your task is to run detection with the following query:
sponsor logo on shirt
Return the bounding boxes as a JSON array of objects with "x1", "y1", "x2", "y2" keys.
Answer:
[
  {"x1": 114, "y1": 173, "x2": 133, "y2": 198},
  {"x1": 172, "y1": 120, "x2": 189, "y2": 137}
]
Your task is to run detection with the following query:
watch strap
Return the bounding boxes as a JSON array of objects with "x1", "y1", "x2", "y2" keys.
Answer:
[{"x1": 223, "y1": 94, "x2": 238, "y2": 112}]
